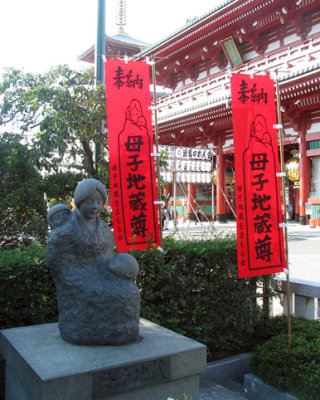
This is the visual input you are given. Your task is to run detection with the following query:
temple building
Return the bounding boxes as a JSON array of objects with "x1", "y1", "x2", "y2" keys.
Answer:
[{"x1": 80, "y1": 0, "x2": 320, "y2": 227}]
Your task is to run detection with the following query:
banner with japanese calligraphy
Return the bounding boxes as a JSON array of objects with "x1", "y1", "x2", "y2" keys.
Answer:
[
  {"x1": 105, "y1": 59, "x2": 160, "y2": 252},
  {"x1": 231, "y1": 73, "x2": 285, "y2": 278}
]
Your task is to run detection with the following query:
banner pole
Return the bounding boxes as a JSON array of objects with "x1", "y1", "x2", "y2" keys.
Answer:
[
  {"x1": 216, "y1": 182, "x2": 237, "y2": 219},
  {"x1": 151, "y1": 56, "x2": 163, "y2": 247},
  {"x1": 275, "y1": 72, "x2": 292, "y2": 347},
  {"x1": 212, "y1": 156, "x2": 215, "y2": 222},
  {"x1": 94, "y1": 0, "x2": 106, "y2": 172}
]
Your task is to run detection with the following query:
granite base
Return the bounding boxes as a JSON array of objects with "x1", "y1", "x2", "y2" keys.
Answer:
[{"x1": 0, "y1": 320, "x2": 206, "y2": 400}]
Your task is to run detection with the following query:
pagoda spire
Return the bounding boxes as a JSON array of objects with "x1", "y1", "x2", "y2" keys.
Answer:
[{"x1": 116, "y1": 0, "x2": 128, "y2": 35}]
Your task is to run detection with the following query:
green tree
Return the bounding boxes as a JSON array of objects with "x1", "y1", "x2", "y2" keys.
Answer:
[
  {"x1": 0, "y1": 133, "x2": 47, "y2": 247},
  {"x1": 0, "y1": 65, "x2": 108, "y2": 246},
  {"x1": 0, "y1": 65, "x2": 108, "y2": 179}
]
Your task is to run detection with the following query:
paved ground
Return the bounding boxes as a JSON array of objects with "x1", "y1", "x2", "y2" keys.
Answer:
[{"x1": 163, "y1": 219, "x2": 320, "y2": 284}]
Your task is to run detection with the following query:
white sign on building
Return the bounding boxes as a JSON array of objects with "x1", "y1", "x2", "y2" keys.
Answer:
[{"x1": 158, "y1": 145, "x2": 213, "y2": 184}]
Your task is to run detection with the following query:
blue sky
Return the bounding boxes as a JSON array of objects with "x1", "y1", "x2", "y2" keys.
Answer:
[{"x1": 0, "y1": 0, "x2": 224, "y2": 73}]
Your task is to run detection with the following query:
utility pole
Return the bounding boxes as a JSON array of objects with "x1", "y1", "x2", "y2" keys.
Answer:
[{"x1": 94, "y1": 0, "x2": 106, "y2": 171}]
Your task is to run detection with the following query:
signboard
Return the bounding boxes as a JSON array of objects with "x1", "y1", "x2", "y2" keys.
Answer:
[
  {"x1": 105, "y1": 59, "x2": 160, "y2": 252},
  {"x1": 159, "y1": 145, "x2": 213, "y2": 184},
  {"x1": 231, "y1": 73, "x2": 285, "y2": 278},
  {"x1": 220, "y1": 36, "x2": 243, "y2": 68}
]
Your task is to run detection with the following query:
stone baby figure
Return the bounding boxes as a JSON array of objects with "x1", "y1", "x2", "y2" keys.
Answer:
[
  {"x1": 46, "y1": 179, "x2": 140, "y2": 345},
  {"x1": 47, "y1": 204, "x2": 71, "y2": 229}
]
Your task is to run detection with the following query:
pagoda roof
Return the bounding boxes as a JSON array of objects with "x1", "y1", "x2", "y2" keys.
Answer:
[
  {"x1": 78, "y1": 34, "x2": 150, "y2": 64},
  {"x1": 110, "y1": 33, "x2": 150, "y2": 47}
]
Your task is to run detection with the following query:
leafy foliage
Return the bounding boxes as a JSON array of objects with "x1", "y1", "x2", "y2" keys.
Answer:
[
  {"x1": 0, "y1": 133, "x2": 48, "y2": 247},
  {"x1": 0, "y1": 65, "x2": 107, "y2": 178},
  {"x1": 0, "y1": 133, "x2": 86, "y2": 248},
  {"x1": 0, "y1": 243, "x2": 57, "y2": 329},
  {"x1": 133, "y1": 235, "x2": 266, "y2": 361},
  {"x1": 250, "y1": 317, "x2": 320, "y2": 400},
  {"x1": 0, "y1": 65, "x2": 109, "y2": 246}
]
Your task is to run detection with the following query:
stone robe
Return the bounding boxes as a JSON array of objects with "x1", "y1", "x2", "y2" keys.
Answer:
[{"x1": 46, "y1": 209, "x2": 140, "y2": 345}]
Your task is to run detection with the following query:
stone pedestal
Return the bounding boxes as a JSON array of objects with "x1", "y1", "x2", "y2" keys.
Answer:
[{"x1": 0, "y1": 320, "x2": 206, "y2": 400}]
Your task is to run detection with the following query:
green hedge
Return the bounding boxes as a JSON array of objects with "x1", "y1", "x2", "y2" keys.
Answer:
[
  {"x1": 1, "y1": 237, "x2": 267, "y2": 361},
  {"x1": 0, "y1": 243, "x2": 57, "y2": 329},
  {"x1": 134, "y1": 235, "x2": 265, "y2": 360},
  {"x1": 250, "y1": 317, "x2": 320, "y2": 400}
]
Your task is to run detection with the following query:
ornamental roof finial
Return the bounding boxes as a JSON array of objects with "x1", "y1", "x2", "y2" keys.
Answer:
[{"x1": 116, "y1": 0, "x2": 128, "y2": 35}]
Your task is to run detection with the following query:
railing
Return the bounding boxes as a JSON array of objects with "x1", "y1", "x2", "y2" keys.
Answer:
[{"x1": 272, "y1": 277, "x2": 320, "y2": 320}]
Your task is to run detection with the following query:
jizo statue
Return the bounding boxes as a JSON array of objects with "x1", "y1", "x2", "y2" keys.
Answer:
[{"x1": 46, "y1": 178, "x2": 140, "y2": 345}]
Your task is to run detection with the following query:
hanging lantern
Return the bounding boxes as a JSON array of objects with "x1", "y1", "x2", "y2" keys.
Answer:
[
  {"x1": 167, "y1": 172, "x2": 173, "y2": 183},
  {"x1": 212, "y1": 167, "x2": 235, "y2": 189},
  {"x1": 286, "y1": 150, "x2": 299, "y2": 187}
]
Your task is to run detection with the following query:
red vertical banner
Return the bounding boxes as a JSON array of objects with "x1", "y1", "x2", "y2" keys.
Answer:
[
  {"x1": 231, "y1": 73, "x2": 285, "y2": 278},
  {"x1": 105, "y1": 59, "x2": 160, "y2": 252}
]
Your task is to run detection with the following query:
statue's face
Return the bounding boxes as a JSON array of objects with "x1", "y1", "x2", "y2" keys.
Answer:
[
  {"x1": 51, "y1": 209, "x2": 70, "y2": 227},
  {"x1": 78, "y1": 190, "x2": 104, "y2": 220}
]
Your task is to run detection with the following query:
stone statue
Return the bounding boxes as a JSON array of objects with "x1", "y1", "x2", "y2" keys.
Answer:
[
  {"x1": 47, "y1": 204, "x2": 71, "y2": 229},
  {"x1": 46, "y1": 178, "x2": 140, "y2": 345}
]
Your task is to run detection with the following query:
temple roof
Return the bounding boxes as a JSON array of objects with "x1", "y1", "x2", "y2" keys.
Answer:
[
  {"x1": 137, "y1": 0, "x2": 237, "y2": 56},
  {"x1": 110, "y1": 33, "x2": 150, "y2": 47},
  {"x1": 78, "y1": 34, "x2": 150, "y2": 64}
]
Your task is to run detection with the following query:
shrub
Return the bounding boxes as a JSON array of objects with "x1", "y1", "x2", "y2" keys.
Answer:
[
  {"x1": 0, "y1": 243, "x2": 57, "y2": 329},
  {"x1": 250, "y1": 317, "x2": 320, "y2": 400},
  {"x1": 134, "y1": 235, "x2": 266, "y2": 361}
]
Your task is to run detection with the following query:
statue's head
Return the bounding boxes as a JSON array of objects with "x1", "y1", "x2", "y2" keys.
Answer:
[
  {"x1": 47, "y1": 204, "x2": 71, "y2": 229},
  {"x1": 74, "y1": 179, "x2": 107, "y2": 220}
]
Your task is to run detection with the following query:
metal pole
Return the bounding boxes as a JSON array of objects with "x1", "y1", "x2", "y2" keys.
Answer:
[
  {"x1": 94, "y1": 0, "x2": 106, "y2": 171},
  {"x1": 151, "y1": 57, "x2": 163, "y2": 247},
  {"x1": 212, "y1": 157, "x2": 215, "y2": 223},
  {"x1": 275, "y1": 72, "x2": 291, "y2": 347},
  {"x1": 173, "y1": 146, "x2": 177, "y2": 231}
]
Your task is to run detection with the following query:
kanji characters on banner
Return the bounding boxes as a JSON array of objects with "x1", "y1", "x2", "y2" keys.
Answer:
[
  {"x1": 231, "y1": 73, "x2": 286, "y2": 278},
  {"x1": 105, "y1": 59, "x2": 160, "y2": 252}
]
